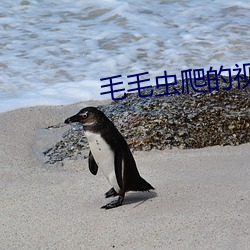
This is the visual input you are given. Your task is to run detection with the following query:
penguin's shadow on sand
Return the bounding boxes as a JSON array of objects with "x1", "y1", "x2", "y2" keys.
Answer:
[{"x1": 122, "y1": 191, "x2": 157, "y2": 208}]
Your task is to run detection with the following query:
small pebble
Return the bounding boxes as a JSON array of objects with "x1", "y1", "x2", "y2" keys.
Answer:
[{"x1": 43, "y1": 75, "x2": 250, "y2": 164}]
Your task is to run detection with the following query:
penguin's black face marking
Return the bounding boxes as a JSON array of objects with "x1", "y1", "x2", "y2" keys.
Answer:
[
  {"x1": 76, "y1": 111, "x2": 96, "y2": 126},
  {"x1": 65, "y1": 110, "x2": 90, "y2": 124},
  {"x1": 65, "y1": 107, "x2": 112, "y2": 132},
  {"x1": 64, "y1": 107, "x2": 101, "y2": 128}
]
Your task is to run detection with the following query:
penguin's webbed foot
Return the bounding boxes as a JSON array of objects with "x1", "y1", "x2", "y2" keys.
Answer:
[
  {"x1": 101, "y1": 196, "x2": 124, "y2": 209},
  {"x1": 105, "y1": 187, "x2": 118, "y2": 198}
]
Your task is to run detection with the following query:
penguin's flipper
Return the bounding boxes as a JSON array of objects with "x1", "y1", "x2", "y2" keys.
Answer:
[
  {"x1": 88, "y1": 151, "x2": 98, "y2": 175},
  {"x1": 105, "y1": 187, "x2": 118, "y2": 198},
  {"x1": 114, "y1": 146, "x2": 124, "y2": 190}
]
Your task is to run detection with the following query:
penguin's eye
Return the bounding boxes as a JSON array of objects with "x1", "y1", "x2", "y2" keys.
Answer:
[{"x1": 79, "y1": 112, "x2": 88, "y2": 119}]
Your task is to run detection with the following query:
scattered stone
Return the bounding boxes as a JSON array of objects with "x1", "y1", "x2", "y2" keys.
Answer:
[{"x1": 43, "y1": 75, "x2": 250, "y2": 164}]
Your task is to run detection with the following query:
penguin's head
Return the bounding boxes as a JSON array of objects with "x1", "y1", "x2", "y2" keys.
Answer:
[{"x1": 65, "y1": 107, "x2": 109, "y2": 129}]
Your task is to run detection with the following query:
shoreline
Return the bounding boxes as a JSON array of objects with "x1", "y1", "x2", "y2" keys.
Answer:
[{"x1": 0, "y1": 101, "x2": 249, "y2": 249}]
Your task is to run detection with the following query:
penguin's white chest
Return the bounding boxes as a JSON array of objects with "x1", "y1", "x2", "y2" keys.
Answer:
[{"x1": 85, "y1": 131, "x2": 120, "y2": 192}]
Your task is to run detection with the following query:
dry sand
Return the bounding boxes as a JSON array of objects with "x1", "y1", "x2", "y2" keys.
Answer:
[{"x1": 0, "y1": 101, "x2": 249, "y2": 250}]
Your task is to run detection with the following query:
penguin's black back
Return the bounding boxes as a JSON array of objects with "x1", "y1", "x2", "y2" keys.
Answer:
[{"x1": 99, "y1": 115, "x2": 154, "y2": 192}]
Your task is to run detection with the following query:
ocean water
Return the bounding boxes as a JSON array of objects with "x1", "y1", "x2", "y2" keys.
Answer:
[{"x1": 0, "y1": 0, "x2": 249, "y2": 112}]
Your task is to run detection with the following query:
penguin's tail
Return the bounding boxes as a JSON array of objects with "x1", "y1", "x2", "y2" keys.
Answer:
[{"x1": 132, "y1": 176, "x2": 154, "y2": 192}]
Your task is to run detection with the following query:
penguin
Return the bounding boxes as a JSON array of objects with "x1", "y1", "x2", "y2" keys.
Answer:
[{"x1": 65, "y1": 107, "x2": 154, "y2": 209}]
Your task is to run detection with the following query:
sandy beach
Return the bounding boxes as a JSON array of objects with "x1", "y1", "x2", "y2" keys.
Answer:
[{"x1": 0, "y1": 101, "x2": 249, "y2": 249}]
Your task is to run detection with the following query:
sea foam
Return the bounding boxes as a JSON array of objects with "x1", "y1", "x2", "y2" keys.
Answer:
[{"x1": 0, "y1": 0, "x2": 249, "y2": 112}]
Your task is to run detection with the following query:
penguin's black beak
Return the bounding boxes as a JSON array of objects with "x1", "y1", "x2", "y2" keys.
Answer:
[{"x1": 64, "y1": 114, "x2": 81, "y2": 124}]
